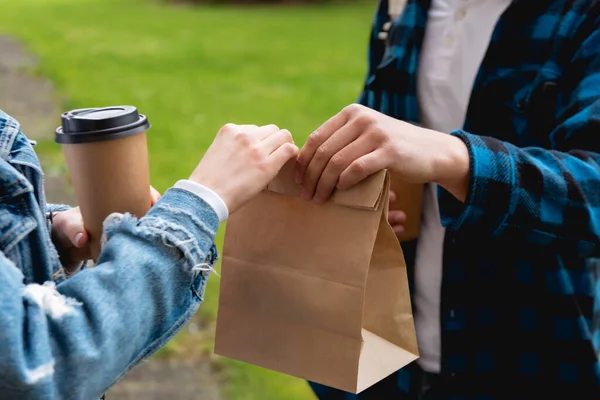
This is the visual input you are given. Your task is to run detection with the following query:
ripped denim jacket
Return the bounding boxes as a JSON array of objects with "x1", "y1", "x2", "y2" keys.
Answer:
[{"x1": 0, "y1": 110, "x2": 219, "y2": 400}]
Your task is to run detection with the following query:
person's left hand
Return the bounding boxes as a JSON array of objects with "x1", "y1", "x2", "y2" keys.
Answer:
[
  {"x1": 52, "y1": 186, "x2": 161, "y2": 271},
  {"x1": 295, "y1": 104, "x2": 470, "y2": 203}
]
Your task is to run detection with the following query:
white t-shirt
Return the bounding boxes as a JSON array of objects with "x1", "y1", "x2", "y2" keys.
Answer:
[{"x1": 413, "y1": 0, "x2": 512, "y2": 373}]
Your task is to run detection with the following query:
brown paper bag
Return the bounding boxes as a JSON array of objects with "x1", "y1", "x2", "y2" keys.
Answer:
[{"x1": 214, "y1": 163, "x2": 419, "y2": 394}]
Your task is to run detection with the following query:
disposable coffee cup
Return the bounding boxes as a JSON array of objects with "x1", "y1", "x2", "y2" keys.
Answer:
[
  {"x1": 55, "y1": 106, "x2": 151, "y2": 261},
  {"x1": 389, "y1": 174, "x2": 423, "y2": 241}
]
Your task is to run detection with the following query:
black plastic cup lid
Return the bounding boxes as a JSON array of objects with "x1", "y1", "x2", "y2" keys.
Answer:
[{"x1": 55, "y1": 105, "x2": 150, "y2": 144}]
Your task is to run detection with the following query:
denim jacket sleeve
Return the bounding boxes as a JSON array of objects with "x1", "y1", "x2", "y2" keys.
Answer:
[{"x1": 0, "y1": 187, "x2": 219, "y2": 400}]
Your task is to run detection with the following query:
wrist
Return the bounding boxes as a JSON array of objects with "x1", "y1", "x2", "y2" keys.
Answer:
[
  {"x1": 175, "y1": 179, "x2": 229, "y2": 222},
  {"x1": 432, "y1": 134, "x2": 470, "y2": 202},
  {"x1": 189, "y1": 172, "x2": 224, "y2": 202}
]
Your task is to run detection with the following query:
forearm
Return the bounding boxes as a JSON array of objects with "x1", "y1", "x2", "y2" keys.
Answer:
[
  {"x1": 0, "y1": 188, "x2": 219, "y2": 399},
  {"x1": 435, "y1": 130, "x2": 600, "y2": 256}
]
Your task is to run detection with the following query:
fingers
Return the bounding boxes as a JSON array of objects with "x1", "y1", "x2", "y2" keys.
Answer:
[
  {"x1": 255, "y1": 124, "x2": 280, "y2": 140},
  {"x1": 68, "y1": 220, "x2": 88, "y2": 248},
  {"x1": 389, "y1": 190, "x2": 397, "y2": 203},
  {"x1": 52, "y1": 208, "x2": 89, "y2": 249},
  {"x1": 388, "y1": 210, "x2": 407, "y2": 225},
  {"x1": 269, "y1": 142, "x2": 299, "y2": 173},
  {"x1": 388, "y1": 210, "x2": 406, "y2": 238},
  {"x1": 338, "y1": 149, "x2": 389, "y2": 190},
  {"x1": 216, "y1": 123, "x2": 259, "y2": 141},
  {"x1": 392, "y1": 224, "x2": 405, "y2": 237},
  {"x1": 295, "y1": 109, "x2": 350, "y2": 184},
  {"x1": 309, "y1": 134, "x2": 378, "y2": 202},
  {"x1": 302, "y1": 124, "x2": 364, "y2": 201},
  {"x1": 225, "y1": 124, "x2": 279, "y2": 146},
  {"x1": 301, "y1": 123, "x2": 362, "y2": 197},
  {"x1": 262, "y1": 128, "x2": 294, "y2": 154}
]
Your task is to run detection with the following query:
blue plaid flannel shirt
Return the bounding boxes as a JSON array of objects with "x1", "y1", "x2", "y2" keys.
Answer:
[{"x1": 310, "y1": 0, "x2": 600, "y2": 398}]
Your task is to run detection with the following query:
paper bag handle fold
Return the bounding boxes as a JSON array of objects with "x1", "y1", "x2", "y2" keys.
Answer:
[{"x1": 267, "y1": 160, "x2": 388, "y2": 210}]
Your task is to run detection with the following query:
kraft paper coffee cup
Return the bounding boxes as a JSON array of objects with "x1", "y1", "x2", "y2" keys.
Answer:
[
  {"x1": 55, "y1": 106, "x2": 151, "y2": 261},
  {"x1": 389, "y1": 174, "x2": 423, "y2": 241}
]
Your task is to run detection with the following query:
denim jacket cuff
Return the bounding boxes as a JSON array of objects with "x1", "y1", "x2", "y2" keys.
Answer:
[
  {"x1": 102, "y1": 187, "x2": 220, "y2": 297},
  {"x1": 147, "y1": 187, "x2": 220, "y2": 261}
]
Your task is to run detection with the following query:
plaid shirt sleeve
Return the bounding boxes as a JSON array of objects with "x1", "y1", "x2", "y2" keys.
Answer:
[{"x1": 438, "y1": 17, "x2": 600, "y2": 258}]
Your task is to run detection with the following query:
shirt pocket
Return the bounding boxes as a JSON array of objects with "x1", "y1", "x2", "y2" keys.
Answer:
[
  {"x1": 524, "y1": 71, "x2": 562, "y2": 146},
  {"x1": 466, "y1": 64, "x2": 563, "y2": 148}
]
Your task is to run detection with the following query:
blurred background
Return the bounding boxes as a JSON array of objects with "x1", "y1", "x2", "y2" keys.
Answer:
[{"x1": 0, "y1": 0, "x2": 374, "y2": 398}]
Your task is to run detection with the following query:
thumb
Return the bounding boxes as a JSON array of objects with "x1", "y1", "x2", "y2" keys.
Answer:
[
  {"x1": 71, "y1": 230, "x2": 89, "y2": 248},
  {"x1": 269, "y1": 143, "x2": 299, "y2": 174},
  {"x1": 61, "y1": 219, "x2": 88, "y2": 248},
  {"x1": 53, "y1": 209, "x2": 89, "y2": 248}
]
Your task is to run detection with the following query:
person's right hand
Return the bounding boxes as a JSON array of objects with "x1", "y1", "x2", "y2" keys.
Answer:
[
  {"x1": 190, "y1": 124, "x2": 298, "y2": 213},
  {"x1": 388, "y1": 190, "x2": 406, "y2": 239}
]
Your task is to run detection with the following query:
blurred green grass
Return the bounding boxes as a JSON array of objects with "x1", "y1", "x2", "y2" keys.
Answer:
[{"x1": 0, "y1": 0, "x2": 374, "y2": 398}]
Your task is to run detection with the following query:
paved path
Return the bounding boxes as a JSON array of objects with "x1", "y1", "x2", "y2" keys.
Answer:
[{"x1": 0, "y1": 35, "x2": 74, "y2": 205}]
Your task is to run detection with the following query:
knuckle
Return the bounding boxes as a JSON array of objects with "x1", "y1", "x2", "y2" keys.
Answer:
[
  {"x1": 219, "y1": 123, "x2": 238, "y2": 136},
  {"x1": 234, "y1": 131, "x2": 252, "y2": 146},
  {"x1": 344, "y1": 103, "x2": 363, "y2": 115},
  {"x1": 257, "y1": 159, "x2": 271, "y2": 173},
  {"x1": 354, "y1": 111, "x2": 374, "y2": 128},
  {"x1": 351, "y1": 158, "x2": 367, "y2": 175},
  {"x1": 314, "y1": 145, "x2": 330, "y2": 161},
  {"x1": 249, "y1": 144, "x2": 263, "y2": 161},
  {"x1": 364, "y1": 124, "x2": 387, "y2": 145},
  {"x1": 374, "y1": 122, "x2": 388, "y2": 138},
  {"x1": 266, "y1": 124, "x2": 280, "y2": 131},
  {"x1": 280, "y1": 129, "x2": 293, "y2": 142},
  {"x1": 329, "y1": 152, "x2": 346, "y2": 170},
  {"x1": 306, "y1": 130, "x2": 321, "y2": 146},
  {"x1": 283, "y1": 142, "x2": 297, "y2": 155},
  {"x1": 370, "y1": 131, "x2": 387, "y2": 146}
]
